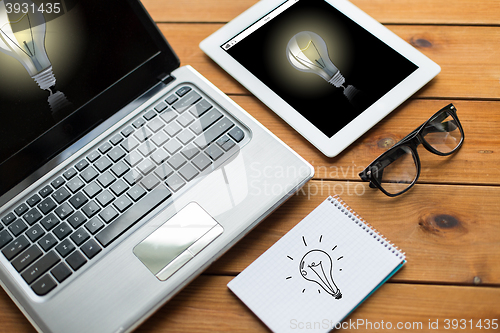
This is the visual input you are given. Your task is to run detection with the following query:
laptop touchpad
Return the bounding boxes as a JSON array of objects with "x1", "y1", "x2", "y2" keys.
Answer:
[{"x1": 133, "y1": 202, "x2": 223, "y2": 281}]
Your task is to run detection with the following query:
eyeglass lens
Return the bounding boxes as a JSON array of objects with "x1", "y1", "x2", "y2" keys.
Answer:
[
  {"x1": 421, "y1": 111, "x2": 462, "y2": 154},
  {"x1": 377, "y1": 146, "x2": 418, "y2": 195}
]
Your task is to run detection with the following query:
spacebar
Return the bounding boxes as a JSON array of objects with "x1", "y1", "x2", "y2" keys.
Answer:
[{"x1": 96, "y1": 185, "x2": 172, "y2": 247}]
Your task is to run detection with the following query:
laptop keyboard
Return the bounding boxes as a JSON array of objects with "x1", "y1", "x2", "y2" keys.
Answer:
[{"x1": 0, "y1": 85, "x2": 246, "y2": 297}]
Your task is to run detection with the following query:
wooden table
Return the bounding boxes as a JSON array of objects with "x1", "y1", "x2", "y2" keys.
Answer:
[{"x1": 1, "y1": 0, "x2": 500, "y2": 332}]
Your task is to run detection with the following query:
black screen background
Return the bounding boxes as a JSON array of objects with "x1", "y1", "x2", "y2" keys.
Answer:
[{"x1": 225, "y1": 0, "x2": 418, "y2": 138}]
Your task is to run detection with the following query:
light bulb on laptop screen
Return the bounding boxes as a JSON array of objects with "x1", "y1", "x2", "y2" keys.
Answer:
[
  {"x1": 300, "y1": 249, "x2": 342, "y2": 299},
  {"x1": 0, "y1": 0, "x2": 56, "y2": 90},
  {"x1": 287, "y1": 31, "x2": 345, "y2": 88}
]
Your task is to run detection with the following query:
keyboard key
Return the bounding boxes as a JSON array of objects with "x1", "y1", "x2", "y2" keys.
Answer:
[
  {"x1": 154, "y1": 101, "x2": 168, "y2": 112},
  {"x1": 107, "y1": 146, "x2": 126, "y2": 163},
  {"x1": 137, "y1": 142, "x2": 156, "y2": 157},
  {"x1": 165, "y1": 94, "x2": 178, "y2": 105},
  {"x1": 38, "y1": 185, "x2": 53, "y2": 198},
  {"x1": 160, "y1": 110, "x2": 177, "y2": 124},
  {"x1": 81, "y1": 166, "x2": 99, "y2": 183},
  {"x1": 54, "y1": 203, "x2": 74, "y2": 220},
  {"x1": 95, "y1": 190, "x2": 114, "y2": 207},
  {"x1": 143, "y1": 109, "x2": 157, "y2": 121},
  {"x1": 176, "y1": 86, "x2": 192, "y2": 97},
  {"x1": 97, "y1": 171, "x2": 116, "y2": 188},
  {"x1": 75, "y1": 159, "x2": 89, "y2": 172},
  {"x1": 85, "y1": 217, "x2": 104, "y2": 235},
  {"x1": 23, "y1": 208, "x2": 42, "y2": 226},
  {"x1": 66, "y1": 250, "x2": 87, "y2": 271},
  {"x1": 164, "y1": 122, "x2": 182, "y2": 137},
  {"x1": 181, "y1": 144, "x2": 200, "y2": 160},
  {"x1": 179, "y1": 164, "x2": 199, "y2": 182},
  {"x1": 132, "y1": 117, "x2": 146, "y2": 129},
  {"x1": 147, "y1": 118, "x2": 165, "y2": 133},
  {"x1": 3, "y1": 235, "x2": 30, "y2": 260},
  {"x1": 126, "y1": 185, "x2": 146, "y2": 202},
  {"x1": 81, "y1": 201, "x2": 101, "y2": 218},
  {"x1": 205, "y1": 145, "x2": 224, "y2": 161},
  {"x1": 81, "y1": 239, "x2": 102, "y2": 260},
  {"x1": 69, "y1": 192, "x2": 89, "y2": 209},
  {"x1": 67, "y1": 211, "x2": 87, "y2": 229},
  {"x1": 14, "y1": 203, "x2": 29, "y2": 216},
  {"x1": 168, "y1": 153, "x2": 187, "y2": 170},
  {"x1": 32, "y1": 274, "x2": 57, "y2": 296},
  {"x1": 110, "y1": 134, "x2": 124, "y2": 146},
  {"x1": 140, "y1": 174, "x2": 160, "y2": 191},
  {"x1": 121, "y1": 137, "x2": 140, "y2": 152},
  {"x1": 94, "y1": 156, "x2": 113, "y2": 173},
  {"x1": 111, "y1": 161, "x2": 130, "y2": 178},
  {"x1": 154, "y1": 165, "x2": 174, "y2": 180},
  {"x1": 99, "y1": 206, "x2": 118, "y2": 224},
  {"x1": 99, "y1": 142, "x2": 113, "y2": 154},
  {"x1": 27, "y1": 194, "x2": 41, "y2": 207},
  {"x1": 134, "y1": 127, "x2": 153, "y2": 142},
  {"x1": 194, "y1": 117, "x2": 234, "y2": 149},
  {"x1": 66, "y1": 176, "x2": 85, "y2": 193},
  {"x1": 228, "y1": 126, "x2": 245, "y2": 142},
  {"x1": 51, "y1": 262, "x2": 72, "y2": 283},
  {"x1": 38, "y1": 197, "x2": 57, "y2": 214},
  {"x1": 173, "y1": 91, "x2": 202, "y2": 113},
  {"x1": 0, "y1": 230, "x2": 13, "y2": 250},
  {"x1": 63, "y1": 168, "x2": 77, "y2": 180},
  {"x1": 123, "y1": 170, "x2": 142, "y2": 186},
  {"x1": 220, "y1": 137, "x2": 236, "y2": 152},
  {"x1": 114, "y1": 195, "x2": 132, "y2": 213},
  {"x1": 150, "y1": 148, "x2": 169, "y2": 165},
  {"x1": 9, "y1": 220, "x2": 28, "y2": 237},
  {"x1": 12, "y1": 245, "x2": 42, "y2": 272},
  {"x1": 177, "y1": 129, "x2": 195, "y2": 145},
  {"x1": 22, "y1": 251, "x2": 60, "y2": 284},
  {"x1": 151, "y1": 131, "x2": 169, "y2": 147},
  {"x1": 96, "y1": 185, "x2": 172, "y2": 247},
  {"x1": 70, "y1": 228, "x2": 90, "y2": 246},
  {"x1": 177, "y1": 113, "x2": 195, "y2": 127},
  {"x1": 53, "y1": 222, "x2": 72, "y2": 240},
  {"x1": 190, "y1": 108, "x2": 223, "y2": 134},
  {"x1": 52, "y1": 187, "x2": 70, "y2": 204},
  {"x1": 55, "y1": 239, "x2": 75, "y2": 258},
  {"x1": 26, "y1": 225, "x2": 45, "y2": 242},
  {"x1": 124, "y1": 151, "x2": 143, "y2": 167},
  {"x1": 110, "y1": 179, "x2": 129, "y2": 196},
  {"x1": 188, "y1": 99, "x2": 212, "y2": 118},
  {"x1": 165, "y1": 174, "x2": 186, "y2": 192},
  {"x1": 83, "y1": 181, "x2": 102, "y2": 198},
  {"x1": 137, "y1": 159, "x2": 155, "y2": 175},
  {"x1": 2, "y1": 213, "x2": 16, "y2": 226},
  {"x1": 192, "y1": 153, "x2": 212, "y2": 172},
  {"x1": 38, "y1": 233, "x2": 58, "y2": 251},
  {"x1": 51, "y1": 177, "x2": 65, "y2": 189},
  {"x1": 120, "y1": 127, "x2": 134, "y2": 139},
  {"x1": 86, "y1": 151, "x2": 101, "y2": 163},
  {"x1": 40, "y1": 213, "x2": 60, "y2": 231}
]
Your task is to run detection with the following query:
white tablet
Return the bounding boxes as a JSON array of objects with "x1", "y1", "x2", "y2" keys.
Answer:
[{"x1": 200, "y1": 0, "x2": 441, "y2": 157}]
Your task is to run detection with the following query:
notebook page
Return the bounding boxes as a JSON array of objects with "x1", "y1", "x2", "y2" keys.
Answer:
[{"x1": 228, "y1": 196, "x2": 405, "y2": 333}]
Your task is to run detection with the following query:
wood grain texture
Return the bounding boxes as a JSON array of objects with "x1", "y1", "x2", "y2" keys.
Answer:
[
  {"x1": 142, "y1": 0, "x2": 500, "y2": 25},
  {"x1": 158, "y1": 23, "x2": 500, "y2": 100}
]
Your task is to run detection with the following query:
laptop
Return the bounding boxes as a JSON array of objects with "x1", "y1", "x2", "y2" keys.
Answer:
[{"x1": 0, "y1": 1, "x2": 313, "y2": 332}]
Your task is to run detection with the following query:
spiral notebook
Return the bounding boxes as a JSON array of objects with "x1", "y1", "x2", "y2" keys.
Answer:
[{"x1": 228, "y1": 196, "x2": 406, "y2": 333}]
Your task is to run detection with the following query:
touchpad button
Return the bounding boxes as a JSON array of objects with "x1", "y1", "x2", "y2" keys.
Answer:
[{"x1": 133, "y1": 202, "x2": 223, "y2": 281}]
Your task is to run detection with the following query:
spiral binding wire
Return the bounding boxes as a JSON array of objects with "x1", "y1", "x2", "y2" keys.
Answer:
[{"x1": 327, "y1": 195, "x2": 406, "y2": 261}]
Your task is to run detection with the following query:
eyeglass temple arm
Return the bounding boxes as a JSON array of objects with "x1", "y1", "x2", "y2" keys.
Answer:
[{"x1": 362, "y1": 147, "x2": 408, "y2": 187}]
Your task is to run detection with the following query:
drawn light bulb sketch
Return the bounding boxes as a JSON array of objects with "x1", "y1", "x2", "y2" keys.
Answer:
[
  {"x1": 286, "y1": 31, "x2": 360, "y2": 104},
  {"x1": 0, "y1": 0, "x2": 56, "y2": 90},
  {"x1": 299, "y1": 249, "x2": 342, "y2": 299}
]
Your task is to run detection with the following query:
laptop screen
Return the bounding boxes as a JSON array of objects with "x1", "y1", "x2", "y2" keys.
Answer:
[{"x1": 0, "y1": 0, "x2": 179, "y2": 197}]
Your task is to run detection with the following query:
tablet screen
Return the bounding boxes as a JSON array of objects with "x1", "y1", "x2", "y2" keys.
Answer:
[{"x1": 221, "y1": 0, "x2": 418, "y2": 138}]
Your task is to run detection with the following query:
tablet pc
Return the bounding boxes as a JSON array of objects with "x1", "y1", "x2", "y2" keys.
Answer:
[{"x1": 200, "y1": 0, "x2": 441, "y2": 157}]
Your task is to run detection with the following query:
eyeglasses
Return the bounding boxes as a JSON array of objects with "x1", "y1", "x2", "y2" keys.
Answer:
[{"x1": 359, "y1": 104, "x2": 464, "y2": 197}]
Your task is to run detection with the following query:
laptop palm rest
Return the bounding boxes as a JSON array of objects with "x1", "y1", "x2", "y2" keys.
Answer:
[{"x1": 133, "y1": 202, "x2": 223, "y2": 281}]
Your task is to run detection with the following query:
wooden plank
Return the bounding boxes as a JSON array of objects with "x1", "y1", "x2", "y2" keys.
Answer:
[
  {"x1": 137, "y1": 277, "x2": 500, "y2": 333},
  {"x1": 158, "y1": 24, "x2": 500, "y2": 100},
  {"x1": 206, "y1": 181, "x2": 500, "y2": 286},
  {"x1": 228, "y1": 98, "x2": 500, "y2": 185},
  {"x1": 142, "y1": 0, "x2": 500, "y2": 25}
]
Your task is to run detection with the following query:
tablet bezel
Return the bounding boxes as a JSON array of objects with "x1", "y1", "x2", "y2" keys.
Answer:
[{"x1": 200, "y1": 0, "x2": 440, "y2": 157}]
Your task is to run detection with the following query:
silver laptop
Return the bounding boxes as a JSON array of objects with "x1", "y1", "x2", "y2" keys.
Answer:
[{"x1": 0, "y1": 1, "x2": 313, "y2": 332}]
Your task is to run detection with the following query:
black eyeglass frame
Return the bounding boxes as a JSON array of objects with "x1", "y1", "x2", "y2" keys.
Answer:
[{"x1": 359, "y1": 104, "x2": 465, "y2": 197}]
